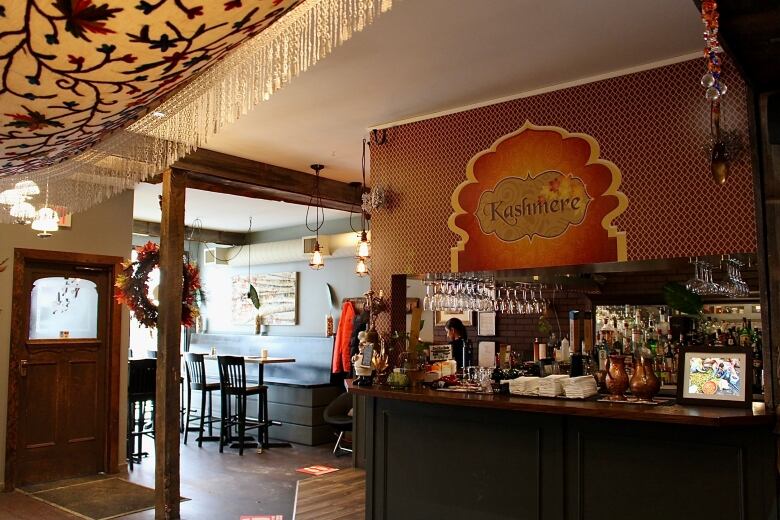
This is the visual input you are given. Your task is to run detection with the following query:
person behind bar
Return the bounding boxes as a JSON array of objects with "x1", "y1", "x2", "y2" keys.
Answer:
[{"x1": 445, "y1": 317, "x2": 470, "y2": 371}]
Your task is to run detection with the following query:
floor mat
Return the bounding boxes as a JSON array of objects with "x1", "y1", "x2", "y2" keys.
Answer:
[{"x1": 21, "y1": 476, "x2": 186, "y2": 520}]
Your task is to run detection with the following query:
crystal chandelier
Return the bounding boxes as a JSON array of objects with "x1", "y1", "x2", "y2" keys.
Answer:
[{"x1": 9, "y1": 201, "x2": 36, "y2": 224}]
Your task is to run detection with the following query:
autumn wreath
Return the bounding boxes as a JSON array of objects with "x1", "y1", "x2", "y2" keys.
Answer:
[{"x1": 115, "y1": 242, "x2": 202, "y2": 329}]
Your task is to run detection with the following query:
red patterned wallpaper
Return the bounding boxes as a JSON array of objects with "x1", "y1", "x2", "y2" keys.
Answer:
[{"x1": 369, "y1": 57, "x2": 755, "y2": 331}]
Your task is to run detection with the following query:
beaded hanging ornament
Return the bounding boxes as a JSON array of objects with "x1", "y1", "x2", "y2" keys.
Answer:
[{"x1": 700, "y1": 1, "x2": 730, "y2": 185}]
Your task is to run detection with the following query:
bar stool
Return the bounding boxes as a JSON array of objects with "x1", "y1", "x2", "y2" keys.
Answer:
[
  {"x1": 183, "y1": 353, "x2": 221, "y2": 447},
  {"x1": 127, "y1": 359, "x2": 156, "y2": 470},
  {"x1": 217, "y1": 356, "x2": 269, "y2": 455},
  {"x1": 148, "y1": 349, "x2": 186, "y2": 432}
]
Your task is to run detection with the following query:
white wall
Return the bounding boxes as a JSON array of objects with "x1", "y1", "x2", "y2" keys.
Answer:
[
  {"x1": 202, "y1": 256, "x2": 370, "y2": 337},
  {"x1": 0, "y1": 190, "x2": 134, "y2": 483}
]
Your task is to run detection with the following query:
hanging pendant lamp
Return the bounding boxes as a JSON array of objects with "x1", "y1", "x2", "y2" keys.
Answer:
[
  {"x1": 31, "y1": 182, "x2": 59, "y2": 238},
  {"x1": 307, "y1": 164, "x2": 326, "y2": 270},
  {"x1": 354, "y1": 138, "x2": 371, "y2": 276}
]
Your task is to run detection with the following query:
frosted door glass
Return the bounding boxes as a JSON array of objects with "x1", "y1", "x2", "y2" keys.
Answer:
[{"x1": 29, "y1": 277, "x2": 98, "y2": 340}]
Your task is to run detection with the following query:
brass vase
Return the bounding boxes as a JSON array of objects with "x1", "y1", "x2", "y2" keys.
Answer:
[
  {"x1": 629, "y1": 356, "x2": 661, "y2": 401},
  {"x1": 605, "y1": 355, "x2": 629, "y2": 400}
]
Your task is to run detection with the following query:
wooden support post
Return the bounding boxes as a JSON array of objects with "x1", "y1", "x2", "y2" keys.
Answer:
[{"x1": 155, "y1": 168, "x2": 185, "y2": 519}]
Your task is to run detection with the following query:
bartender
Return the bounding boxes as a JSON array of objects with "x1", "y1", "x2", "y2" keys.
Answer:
[{"x1": 444, "y1": 318, "x2": 472, "y2": 371}]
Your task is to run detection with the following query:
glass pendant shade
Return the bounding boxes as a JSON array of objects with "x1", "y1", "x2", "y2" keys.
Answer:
[
  {"x1": 355, "y1": 257, "x2": 369, "y2": 277},
  {"x1": 356, "y1": 231, "x2": 370, "y2": 259},
  {"x1": 14, "y1": 180, "x2": 40, "y2": 197},
  {"x1": 10, "y1": 201, "x2": 36, "y2": 223},
  {"x1": 309, "y1": 243, "x2": 325, "y2": 270},
  {"x1": 31, "y1": 207, "x2": 60, "y2": 233},
  {"x1": 0, "y1": 189, "x2": 24, "y2": 206}
]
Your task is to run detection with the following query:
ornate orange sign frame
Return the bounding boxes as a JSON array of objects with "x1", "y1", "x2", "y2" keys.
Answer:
[{"x1": 449, "y1": 121, "x2": 628, "y2": 272}]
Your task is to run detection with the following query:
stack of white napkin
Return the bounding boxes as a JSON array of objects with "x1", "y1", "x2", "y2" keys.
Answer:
[
  {"x1": 538, "y1": 375, "x2": 569, "y2": 397},
  {"x1": 560, "y1": 375, "x2": 599, "y2": 399},
  {"x1": 504, "y1": 376, "x2": 541, "y2": 396}
]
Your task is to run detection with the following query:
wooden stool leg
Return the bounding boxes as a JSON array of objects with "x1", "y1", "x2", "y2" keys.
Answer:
[
  {"x1": 219, "y1": 392, "x2": 226, "y2": 453},
  {"x1": 197, "y1": 388, "x2": 207, "y2": 448},
  {"x1": 184, "y1": 386, "x2": 192, "y2": 445},
  {"x1": 208, "y1": 391, "x2": 214, "y2": 436},
  {"x1": 262, "y1": 392, "x2": 270, "y2": 448},
  {"x1": 237, "y1": 395, "x2": 246, "y2": 456}
]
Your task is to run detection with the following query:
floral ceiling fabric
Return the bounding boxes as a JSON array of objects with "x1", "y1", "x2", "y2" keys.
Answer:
[{"x1": 0, "y1": 0, "x2": 303, "y2": 177}]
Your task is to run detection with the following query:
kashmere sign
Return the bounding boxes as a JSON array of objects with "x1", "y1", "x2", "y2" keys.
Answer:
[{"x1": 449, "y1": 122, "x2": 628, "y2": 271}]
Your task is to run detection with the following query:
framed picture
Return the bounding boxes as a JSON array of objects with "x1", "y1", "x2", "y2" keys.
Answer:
[
  {"x1": 477, "y1": 311, "x2": 496, "y2": 336},
  {"x1": 676, "y1": 345, "x2": 752, "y2": 407},
  {"x1": 435, "y1": 310, "x2": 472, "y2": 326}
]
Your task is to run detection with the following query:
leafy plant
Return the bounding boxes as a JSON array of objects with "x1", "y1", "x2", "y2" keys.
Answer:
[
  {"x1": 247, "y1": 284, "x2": 260, "y2": 310},
  {"x1": 663, "y1": 282, "x2": 703, "y2": 316}
]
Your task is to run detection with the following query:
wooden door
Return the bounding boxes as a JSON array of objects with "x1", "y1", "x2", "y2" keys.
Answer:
[{"x1": 14, "y1": 262, "x2": 112, "y2": 486}]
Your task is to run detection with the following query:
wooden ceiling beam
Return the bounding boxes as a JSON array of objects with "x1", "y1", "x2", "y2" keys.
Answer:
[
  {"x1": 133, "y1": 219, "x2": 247, "y2": 245},
  {"x1": 171, "y1": 149, "x2": 362, "y2": 212}
]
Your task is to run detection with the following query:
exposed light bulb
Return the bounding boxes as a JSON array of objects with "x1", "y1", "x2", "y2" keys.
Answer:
[
  {"x1": 309, "y1": 243, "x2": 325, "y2": 270},
  {"x1": 356, "y1": 231, "x2": 370, "y2": 259},
  {"x1": 355, "y1": 257, "x2": 369, "y2": 277}
]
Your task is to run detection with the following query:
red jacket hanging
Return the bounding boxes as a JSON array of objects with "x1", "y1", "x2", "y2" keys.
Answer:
[{"x1": 332, "y1": 301, "x2": 356, "y2": 374}]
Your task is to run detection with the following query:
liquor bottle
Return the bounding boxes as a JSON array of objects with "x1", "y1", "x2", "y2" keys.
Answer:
[
  {"x1": 664, "y1": 334, "x2": 675, "y2": 384},
  {"x1": 739, "y1": 318, "x2": 751, "y2": 348},
  {"x1": 533, "y1": 337, "x2": 540, "y2": 363},
  {"x1": 752, "y1": 330, "x2": 763, "y2": 394}
]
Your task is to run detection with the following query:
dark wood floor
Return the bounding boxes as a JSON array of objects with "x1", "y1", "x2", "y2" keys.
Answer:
[
  {"x1": 0, "y1": 436, "x2": 354, "y2": 519},
  {"x1": 295, "y1": 468, "x2": 365, "y2": 520}
]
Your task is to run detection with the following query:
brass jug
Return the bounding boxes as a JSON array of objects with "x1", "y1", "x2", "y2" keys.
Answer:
[
  {"x1": 629, "y1": 356, "x2": 661, "y2": 401},
  {"x1": 605, "y1": 355, "x2": 629, "y2": 400}
]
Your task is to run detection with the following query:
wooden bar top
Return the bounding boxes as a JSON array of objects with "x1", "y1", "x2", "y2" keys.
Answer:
[{"x1": 347, "y1": 382, "x2": 775, "y2": 427}]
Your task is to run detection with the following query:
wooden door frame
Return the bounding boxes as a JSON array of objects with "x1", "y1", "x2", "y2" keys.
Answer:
[{"x1": 4, "y1": 248, "x2": 124, "y2": 491}]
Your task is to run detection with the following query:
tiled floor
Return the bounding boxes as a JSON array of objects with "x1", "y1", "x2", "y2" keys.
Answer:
[{"x1": 0, "y1": 436, "x2": 354, "y2": 520}]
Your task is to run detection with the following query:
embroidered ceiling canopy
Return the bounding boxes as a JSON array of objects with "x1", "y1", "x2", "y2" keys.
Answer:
[{"x1": 0, "y1": 0, "x2": 391, "y2": 220}]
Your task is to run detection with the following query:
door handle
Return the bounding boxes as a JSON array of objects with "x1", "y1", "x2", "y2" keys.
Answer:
[{"x1": 19, "y1": 360, "x2": 28, "y2": 377}]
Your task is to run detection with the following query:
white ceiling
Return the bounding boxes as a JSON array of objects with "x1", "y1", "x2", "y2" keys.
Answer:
[
  {"x1": 133, "y1": 183, "x2": 351, "y2": 232},
  {"x1": 133, "y1": 0, "x2": 703, "y2": 231},
  {"x1": 203, "y1": 0, "x2": 703, "y2": 183}
]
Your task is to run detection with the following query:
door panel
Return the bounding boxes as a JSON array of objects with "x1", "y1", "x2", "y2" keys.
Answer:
[
  {"x1": 22, "y1": 361, "x2": 58, "y2": 449},
  {"x1": 15, "y1": 263, "x2": 110, "y2": 486}
]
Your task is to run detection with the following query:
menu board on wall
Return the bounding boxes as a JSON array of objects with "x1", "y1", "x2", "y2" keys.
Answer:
[{"x1": 449, "y1": 121, "x2": 628, "y2": 271}]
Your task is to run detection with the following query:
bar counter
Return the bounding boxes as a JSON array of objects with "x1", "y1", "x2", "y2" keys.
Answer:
[
  {"x1": 350, "y1": 382, "x2": 778, "y2": 520},
  {"x1": 348, "y1": 382, "x2": 773, "y2": 427}
]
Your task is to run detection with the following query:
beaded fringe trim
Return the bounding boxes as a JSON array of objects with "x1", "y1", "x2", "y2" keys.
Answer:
[{"x1": 0, "y1": 0, "x2": 393, "y2": 222}]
